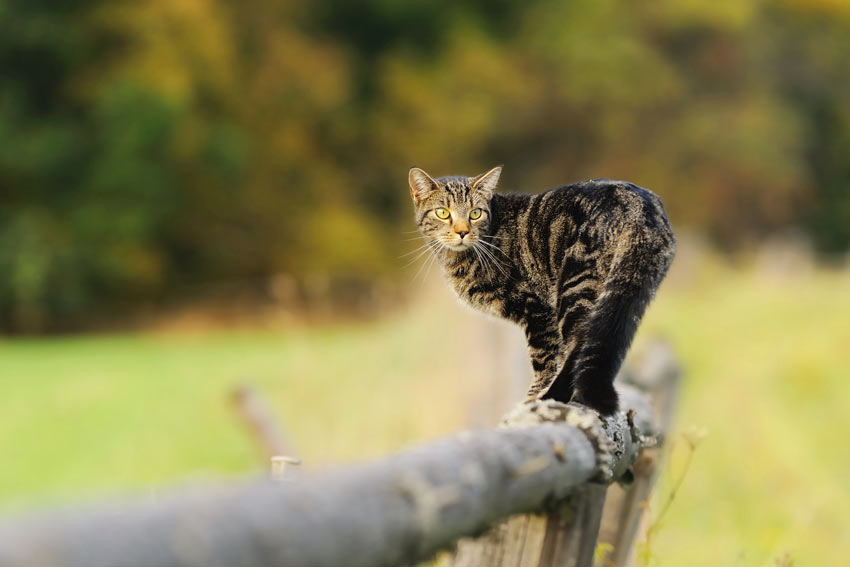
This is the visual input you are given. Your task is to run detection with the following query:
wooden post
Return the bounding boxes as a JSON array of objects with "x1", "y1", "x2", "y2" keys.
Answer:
[
  {"x1": 596, "y1": 340, "x2": 681, "y2": 567},
  {"x1": 448, "y1": 342, "x2": 679, "y2": 567},
  {"x1": 270, "y1": 455, "x2": 302, "y2": 482},
  {"x1": 453, "y1": 481, "x2": 610, "y2": 567},
  {"x1": 230, "y1": 383, "x2": 295, "y2": 459}
]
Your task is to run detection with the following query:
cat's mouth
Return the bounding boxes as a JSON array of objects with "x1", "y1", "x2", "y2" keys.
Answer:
[{"x1": 444, "y1": 238, "x2": 474, "y2": 252}]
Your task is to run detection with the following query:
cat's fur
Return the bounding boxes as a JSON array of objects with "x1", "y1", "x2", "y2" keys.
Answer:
[{"x1": 408, "y1": 166, "x2": 675, "y2": 415}]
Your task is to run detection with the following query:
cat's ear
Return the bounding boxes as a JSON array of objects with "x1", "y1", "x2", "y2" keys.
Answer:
[
  {"x1": 471, "y1": 165, "x2": 502, "y2": 199},
  {"x1": 409, "y1": 167, "x2": 439, "y2": 204}
]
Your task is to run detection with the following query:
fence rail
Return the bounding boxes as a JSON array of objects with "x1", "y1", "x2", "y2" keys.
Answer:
[{"x1": 0, "y1": 342, "x2": 679, "y2": 567}]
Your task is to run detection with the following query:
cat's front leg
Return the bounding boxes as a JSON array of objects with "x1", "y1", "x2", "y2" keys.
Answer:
[{"x1": 516, "y1": 298, "x2": 564, "y2": 400}]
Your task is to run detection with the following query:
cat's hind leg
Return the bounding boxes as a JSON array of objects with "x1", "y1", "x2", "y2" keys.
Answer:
[
  {"x1": 549, "y1": 230, "x2": 673, "y2": 415},
  {"x1": 539, "y1": 260, "x2": 601, "y2": 405}
]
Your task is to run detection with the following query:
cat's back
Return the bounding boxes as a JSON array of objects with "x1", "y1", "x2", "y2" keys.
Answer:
[
  {"x1": 503, "y1": 178, "x2": 670, "y2": 235},
  {"x1": 493, "y1": 179, "x2": 673, "y2": 278},
  {"x1": 550, "y1": 178, "x2": 664, "y2": 215}
]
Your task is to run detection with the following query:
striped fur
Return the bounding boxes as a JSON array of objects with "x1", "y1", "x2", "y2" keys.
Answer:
[{"x1": 408, "y1": 166, "x2": 675, "y2": 416}]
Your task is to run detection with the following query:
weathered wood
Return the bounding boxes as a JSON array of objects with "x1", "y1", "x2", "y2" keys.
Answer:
[
  {"x1": 0, "y1": 400, "x2": 648, "y2": 567},
  {"x1": 270, "y1": 455, "x2": 302, "y2": 482},
  {"x1": 229, "y1": 383, "x2": 294, "y2": 459},
  {"x1": 541, "y1": 484, "x2": 607, "y2": 567},
  {"x1": 447, "y1": 394, "x2": 646, "y2": 567},
  {"x1": 446, "y1": 343, "x2": 678, "y2": 567},
  {"x1": 597, "y1": 340, "x2": 681, "y2": 567}
]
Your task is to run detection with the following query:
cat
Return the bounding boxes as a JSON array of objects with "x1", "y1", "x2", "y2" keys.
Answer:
[{"x1": 408, "y1": 165, "x2": 675, "y2": 416}]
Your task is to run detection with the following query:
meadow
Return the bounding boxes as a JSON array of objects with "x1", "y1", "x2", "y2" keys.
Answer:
[{"x1": 1, "y1": 252, "x2": 848, "y2": 566}]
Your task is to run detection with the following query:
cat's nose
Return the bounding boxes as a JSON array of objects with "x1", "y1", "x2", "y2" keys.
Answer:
[{"x1": 456, "y1": 230, "x2": 469, "y2": 239}]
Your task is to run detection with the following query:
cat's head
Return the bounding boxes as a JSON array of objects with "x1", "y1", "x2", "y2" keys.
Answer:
[{"x1": 408, "y1": 166, "x2": 502, "y2": 252}]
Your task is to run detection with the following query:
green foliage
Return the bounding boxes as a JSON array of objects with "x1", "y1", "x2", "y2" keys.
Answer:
[{"x1": 3, "y1": 0, "x2": 850, "y2": 330}]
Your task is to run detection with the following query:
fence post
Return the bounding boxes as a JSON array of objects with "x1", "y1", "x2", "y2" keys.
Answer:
[
  {"x1": 596, "y1": 340, "x2": 681, "y2": 566},
  {"x1": 448, "y1": 341, "x2": 679, "y2": 567},
  {"x1": 230, "y1": 383, "x2": 295, "y2": 459},
  {"x1": 270, "y1": 455, "x2": 302, "y2": 482}
]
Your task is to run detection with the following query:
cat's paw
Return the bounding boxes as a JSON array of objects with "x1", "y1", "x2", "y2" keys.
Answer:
[{"x1": 570, "y1": 384, "x2": 619, "y2": 416}]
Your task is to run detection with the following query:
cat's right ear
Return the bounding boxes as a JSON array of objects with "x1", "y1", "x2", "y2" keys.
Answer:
[{"x1": 409, "y1": 167, "x2": 438, "y2": 204}]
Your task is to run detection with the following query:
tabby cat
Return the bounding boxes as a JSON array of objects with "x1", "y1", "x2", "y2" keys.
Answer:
[{"x1": 408, "y1": 166, "x2": 675, "y2": 416}]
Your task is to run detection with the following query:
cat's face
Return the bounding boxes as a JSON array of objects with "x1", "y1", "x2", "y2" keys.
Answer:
[{"x1": 408, "y1": 166, "x2": 502, "y2": 252}]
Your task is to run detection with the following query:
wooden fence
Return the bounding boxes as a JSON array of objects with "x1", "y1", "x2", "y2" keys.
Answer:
[{"x1": 0, "y1": 342, "x2": 679, "y2": 567}]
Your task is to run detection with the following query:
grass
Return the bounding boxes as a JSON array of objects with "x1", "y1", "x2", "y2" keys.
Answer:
[
  {"x1": 0, "y1": 300, "x2": 473, "y2": 512},
  {"x1": 637, "y1": 255, "x2": 850, "y2": 566},
  {"x1": 1, "y1": 253, "x2": 848, "y2": 565}
]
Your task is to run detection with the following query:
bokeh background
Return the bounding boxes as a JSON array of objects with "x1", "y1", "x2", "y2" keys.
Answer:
[{"x1": 2, "y1": 0, "x2": 849, "y2": 565}]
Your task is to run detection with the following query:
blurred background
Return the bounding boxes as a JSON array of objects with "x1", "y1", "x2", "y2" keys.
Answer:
[{"x1": 1, "y1": 0, "x2": 849, "y2": 564}]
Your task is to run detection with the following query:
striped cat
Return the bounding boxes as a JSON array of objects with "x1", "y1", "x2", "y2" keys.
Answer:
[{"x1": 408, "y1": 166, "x2": 675, "y2": 416}]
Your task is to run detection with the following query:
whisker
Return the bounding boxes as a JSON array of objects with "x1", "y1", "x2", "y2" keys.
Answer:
[
  {"x1": 477, "y1": 243, "x2": 498, "y2": 279},
  {"x1": 483, "y1": 249, "x2": 497, "y2": 279},
  {"x1": 400, "y1": 241, "x2": 439, "y2": 268},
  {"x1": 412, "y1": 244, "x2": 440, "y2": 283},
  {"x1": 399, "y1": 239, "x2": 435, "y2": 252},
  {"x1": 476, "y1": 239, "x2": 505, "y2": 253},
  {"x1": 472, "y1": 245, "x2": 491, "y2": 278},
  {"x1": 483, "y1": 244, "x2": 509, "y2": 269},
  {"x1": 476, "y1": 240, "x2": 510, "y2": 272},
  {"x1": 472, "y1": 246, "x2": 489, "y2": 275},
  {"x1": 418, "y1": 249, "x2": 440, "y2": 285},
  {"x1": 475, "y1": 242, "x2": 509, "y2": 278},
  {"x1": 398, "y1": 240, "x2": 437, "y2": 257},
  {"x1": 474, "y1": 244, "x2": 491, "y2": 272}
]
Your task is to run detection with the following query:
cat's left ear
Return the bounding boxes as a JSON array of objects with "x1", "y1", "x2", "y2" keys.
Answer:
[{"x1": 470, "y1": 165, "x2": 502, "y2": 199}]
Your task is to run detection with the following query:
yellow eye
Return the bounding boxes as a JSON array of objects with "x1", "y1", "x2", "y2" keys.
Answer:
[
  {"x1": 469, "y1": 208, "x2": 483, "y2": 220},
  {"x1": 434, "y1": 207, "x2": 451, "y2": 220}
]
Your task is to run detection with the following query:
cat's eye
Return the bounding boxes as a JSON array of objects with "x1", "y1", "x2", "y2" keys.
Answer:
[
  {"x1": 434, "y1": 207, "x2": 451, "y2": 220},
  {"x1": 469, "y1": 208, "x2": 483, "y2": 220}
]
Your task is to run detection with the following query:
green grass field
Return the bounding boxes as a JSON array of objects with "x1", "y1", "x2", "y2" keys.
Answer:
[{"x1": 1, "y1": 256, "x2": 848, "y2": 566}]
